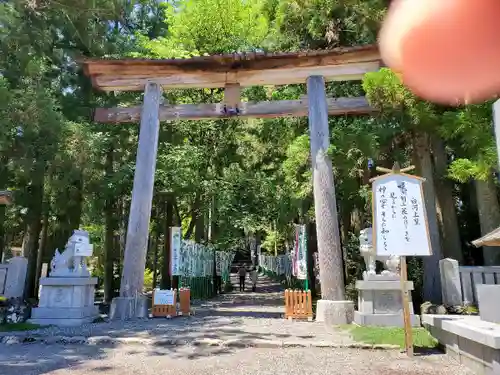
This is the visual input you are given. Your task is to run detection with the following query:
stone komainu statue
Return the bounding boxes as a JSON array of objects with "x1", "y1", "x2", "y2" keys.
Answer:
[
  {"x1": 50, "y1": 230, "x2": 93, "y2": 277},
  {"x1": 359, "y1": 227, "x2": 400, "y2": 279}
]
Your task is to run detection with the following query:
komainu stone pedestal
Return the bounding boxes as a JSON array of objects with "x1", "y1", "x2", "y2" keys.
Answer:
[
  {"x1": 30, "y1": 277, "x2": 99, "y2": 326},
  {"x1": 316, "y1": 299, "x2": 354, "y2": 324},
  {"x1": 354, "y1": 279, "x2": 420, "y2": 327}
]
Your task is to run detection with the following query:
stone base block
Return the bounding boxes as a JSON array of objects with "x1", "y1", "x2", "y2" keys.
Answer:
[
  {"x1": 33, "y1": 277, "x2": 98, "y2": 326},
  {"x1": 30, "y1": 304, "x2": 98, "y2": 326},
  {"x1": 109, "y1": 296, "x2": 149, "y2": 320},
  {"x1": 31, "y1": 306, "x2": 98, "y2": 319},
  {"x1": 29, "y1": 316, "x2": 96, "y2": 326},
  {"x1": 476, "y1": 284, "x2": 500, "y2": 324},
  {"x1": 316, "y1": 300, "x2": 354, "y2": 325},
  {"x1": 354, "y1": 311, "x2": 421, "y2": 327}
]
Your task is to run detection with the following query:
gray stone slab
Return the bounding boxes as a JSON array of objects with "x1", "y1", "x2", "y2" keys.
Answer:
[
  {"x1": 439, "y1": 258, "x2": 463, "y2": 306},
  {"x1": 315, "y1": 300, "x2": 354, "y2": 325},
  {"x1": 109, "y1": 296, "x2": 149, "y2": 320},
  {"x1": 422, "y1": 314, "x2": 500, "y2": 349},
  {"x1": 354, "y1": 311, "x2": 420, "y2": 327},
  {"x1": 0, "y1": 257, "x2": 27, "y2": 299},
  {"x1": 477, "y1": 284, "x2": 500, "y2": 324},
  {"x1": 0, "y1": 268, "x2": 6, "y2": 295}
]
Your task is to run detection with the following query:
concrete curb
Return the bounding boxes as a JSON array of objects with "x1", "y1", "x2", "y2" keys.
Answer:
[{"x1": 0, "y1": 334, "x2": 400, "y2": 350}]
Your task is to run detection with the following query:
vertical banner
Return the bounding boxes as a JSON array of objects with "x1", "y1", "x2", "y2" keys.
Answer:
[
  {"x1": 170, "y1": 227, "x2": 182, "y2": 276},
  {"x1": 295, "y1": 224, "x2": 307, "y2": 280}
]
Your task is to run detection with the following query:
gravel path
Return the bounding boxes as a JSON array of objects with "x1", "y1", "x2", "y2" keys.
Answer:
[
  {"x1": 0, "y1": 344, "x2": 473, "y2": 375},
  {"x1": 1, "y1": 274, "x2": 353, "y2": 346},
  {"x1": 0, "y1": 274, "x2": 473, "y2": 374}
]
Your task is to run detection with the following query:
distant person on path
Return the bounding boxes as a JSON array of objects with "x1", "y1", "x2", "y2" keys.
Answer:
[
  {"x1": 250, "y1": 267, "x2": 258, "y2": 292},
  {"x1": 238, "y1": 264, "x2": 247, "y2": 292}
]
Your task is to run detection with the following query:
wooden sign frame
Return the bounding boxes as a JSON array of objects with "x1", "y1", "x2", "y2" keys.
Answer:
[
  {"x1": 370, "y1": 162, "x2": 432, "y2": 357},
  {"x1": 370, "y1": 166, "x2": 432, "y2": 258}
]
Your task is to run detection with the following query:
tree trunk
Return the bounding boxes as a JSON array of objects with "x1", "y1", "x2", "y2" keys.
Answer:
[
  {"x1": 340, "y1": 206, "x2": 350, "y2": 245},
  {"x1": 306, "y1": 76, "x2": 345, "y2": 302},
  {"x1": 475, "y1": 177, "x2": 500, "y2": 265},
  {"x1": 194, "y1": 206, "x2": 205, "y2": 243},
  {"x1": 431, "y1": 137, "x2": 463, "y2": 263},
  {"x1": 34, "y1": 209, "x2": 49, "y2": 293},
  {"x1": 184, "y1": 194, "x2": 200, "y2": 240},
  {"x1": 0, "y1": 155, "x2": 9, "y2": 262},
  {"x1": 104, "y1": 146, "x2": 117, "y2": 303},
  {"x1": 413, "y1": 132, "x2": 443, "y2": 303},
  {"x1": 23, "y1": 161, "x2": 45, "y2": 299},
  {"x1": 0, "y1": 205, "x2": 6, "y2": 263},
  {"x1": 161, "y1": 198, "x2": 173, "y2": 289}
]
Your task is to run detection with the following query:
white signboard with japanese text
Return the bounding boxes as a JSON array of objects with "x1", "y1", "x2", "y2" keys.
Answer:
[
  {"x1": 170, "y1": 227, "x2": 182, "y2": 276},
  {"x1": 153, "y1": 289, "x2": 175, "y2": 305},
  {"x1": 372, "y1": 173, "x2": 431, "y2": 257}
]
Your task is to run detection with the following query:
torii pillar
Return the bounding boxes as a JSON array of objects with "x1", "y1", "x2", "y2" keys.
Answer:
[
  {"x1": 110, "y1": 82, "x2": 162, "y2": 320},
  {"x1": 306, "y1": 76, "x2": 354, "y2": 324}
]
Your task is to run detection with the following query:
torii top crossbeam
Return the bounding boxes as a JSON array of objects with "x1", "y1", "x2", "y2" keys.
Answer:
[{"x1": 82, "y1": 45, "x2": 380, "y2": 92}]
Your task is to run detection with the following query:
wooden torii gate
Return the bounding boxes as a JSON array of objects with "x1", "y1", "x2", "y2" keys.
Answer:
[{"x1": 82, "y1": 45, "x2": 381, "y2": 322}]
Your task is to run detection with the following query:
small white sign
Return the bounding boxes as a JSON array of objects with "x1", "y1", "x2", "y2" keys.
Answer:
[
  {"x1": 154, "y1": 289, "x2": 175, "y2": 305},
  {"x1": 372, "y1": 173, "x2": 431, "y2": 257},
  {"x1": 170, "y1": 227, "x2": 182, "y2": 276},
  {"x1": 74, "y1": 243, "x2": 93, "y2": 257}
]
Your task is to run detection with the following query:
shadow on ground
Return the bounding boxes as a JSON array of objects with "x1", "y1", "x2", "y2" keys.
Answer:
[
  {"x1": 0, "y1": 274, "x2": 358, "y2": 374},
  {"x1": 0, "y1": 342, "x2": 117, "y2": 375}
]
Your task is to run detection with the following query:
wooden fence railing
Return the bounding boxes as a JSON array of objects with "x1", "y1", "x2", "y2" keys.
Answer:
[
  {"x1": 459, "y1": 266, "x2": 500, "y2": 305},
  {"x1": 152, "y1": 288, "x2": 191, "y2": 318},
  {"x1": 284, "y1": 289, "x2": 313, "y2": 321}
]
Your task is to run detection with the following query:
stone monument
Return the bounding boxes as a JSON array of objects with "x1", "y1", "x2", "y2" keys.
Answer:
[
  {"x1": 354, "y1": 227, "x2": 420, "y2": 327},
  {"x1": 30, "y1": 230, "x2": 99, "y2": 326},
  {"x1": 439, "y1": 258, "x2": 463, "y2": 306},
  {"x1": 0, "y1": 257, "x2": 28, "y2": 299}
]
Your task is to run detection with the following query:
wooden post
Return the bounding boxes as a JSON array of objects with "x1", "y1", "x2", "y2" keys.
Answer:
[
  {"x1": 400, "y1": 256, "x2": 414, "y2": 357},
  {"x1": 306, "y1": 76, "x2": 347, "y2": 319},
  {"x1": 223, "y1": 83, "x2": 241, "y2": 108},
  {"x1": 111, "y1": 82, "x2": 162, "y2": 320}
]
